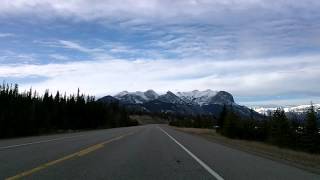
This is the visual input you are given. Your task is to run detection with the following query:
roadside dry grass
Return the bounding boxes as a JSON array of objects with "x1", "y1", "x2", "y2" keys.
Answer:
[{"x1": 172, "y1": 127, "x2": 320, "y2": 174}]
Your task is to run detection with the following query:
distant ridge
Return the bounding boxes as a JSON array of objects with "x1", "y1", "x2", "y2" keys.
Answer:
[
  {"x1": 253, "y1": 104, "x2": 320, "y2": 114},
  {"x1": 98, "y1": 89, "x2": 261, "y2": 119}
]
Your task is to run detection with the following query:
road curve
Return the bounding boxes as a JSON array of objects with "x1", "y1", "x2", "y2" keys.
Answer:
[{"x1": 0, "y1": 124, "x2": 319, "y2": 180}]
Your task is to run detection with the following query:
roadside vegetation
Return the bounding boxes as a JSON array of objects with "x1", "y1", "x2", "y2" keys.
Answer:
[
  {"x1": 0, "y1": 83, "x2": 138, "y2": 139},
  {"x1": 129, "y1": 115, "x2": 168, "y2": 125},
  {"x1": 166, "y1": 114, "x2": 216, "y2": 129},
  {"x1": 172, "y1": 127, "x2": 320, "y2": 174},
  {"x1": 170, "y1": 104, "x2": 320, "y2": 154}
]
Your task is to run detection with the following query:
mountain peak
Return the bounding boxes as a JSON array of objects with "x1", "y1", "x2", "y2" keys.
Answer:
[
  {"x1": 114, "y1": 90, "x2": 160, "y2": 104},
  {"x1": 157, "y1": 91, "x2": 186, "y2": 104},
  {"x1": 98, "y1": 89, "x2": 258, "y2": 119},
  {"x1": 115, "y1": 91, "x2": 129, "y2": 97},
  {"x1": 144, "y1": 89, "x2": 159, "y2": 100},
  {"x1": 113, "y1": 89, "x2": 234, "y2": 106},
  {"x1": 166, "y1": 91, "x2": 176, "y2": 96},
  {"x1": 176, "y1": 89, "x2": 218, "y2": 105},
  {"x1": 209, "y1": 91, "x2": 234, "y2": 105}
]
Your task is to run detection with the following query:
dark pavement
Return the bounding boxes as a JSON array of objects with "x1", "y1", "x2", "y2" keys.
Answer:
[{"x1": 0, "y1": 124, "x2": 319, "y2": 180}]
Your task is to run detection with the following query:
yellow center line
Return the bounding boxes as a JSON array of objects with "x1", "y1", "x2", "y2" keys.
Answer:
[{"x1": 6, "y1": 130, "x2": 139, "y2": 180}]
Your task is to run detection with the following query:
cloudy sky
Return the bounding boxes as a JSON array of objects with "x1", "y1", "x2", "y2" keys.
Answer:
[{"x1": 0, "y1": 0, "x2": 320, "y2": 106}]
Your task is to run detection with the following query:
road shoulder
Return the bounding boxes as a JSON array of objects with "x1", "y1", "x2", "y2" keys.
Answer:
[{"x1": 170, "y1": 126, "x2": 320, "y2": 175}]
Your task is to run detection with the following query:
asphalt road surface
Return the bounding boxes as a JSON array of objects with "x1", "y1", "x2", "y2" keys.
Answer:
[{"x1": 0, "y1": 124, "x2": 319, "y2": 180}]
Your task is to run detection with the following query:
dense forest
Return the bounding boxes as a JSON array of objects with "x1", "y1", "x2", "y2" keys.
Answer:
[
  {"x1": 170, "y1": 104, "x2": 320, "y2": 153},
  {"x1": 0, "y1": 83, "x2": 138, "y2": 139}
]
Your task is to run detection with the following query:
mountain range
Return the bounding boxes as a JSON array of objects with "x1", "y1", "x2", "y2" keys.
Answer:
[
  {"x1": 98, "y1": 89, "x2": 261, "y2": 119},
  {"x1": 253, "y1": 104, "x2": 320, "y2": 115}
]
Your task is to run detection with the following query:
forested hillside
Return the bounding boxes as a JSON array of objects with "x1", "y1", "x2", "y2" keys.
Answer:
[{"x1": 0, "y1": 83, "x2": 138, "y2": 138}]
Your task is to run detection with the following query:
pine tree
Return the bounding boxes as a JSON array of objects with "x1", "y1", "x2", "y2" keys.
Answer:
[
  {"x1": 54, "y1": 91, "x2": 60, "y2": 103},
  {"x1": 222, "y1": 107, "x2": 240, "y2": 138},
  {"x1": 0, "y1": 83, "x2": 134, "y2": 139},
  {"x1": 269, "y1": 108, "x2": 291, "y2": 147},
  {"x1": 217, "y1": 105, "x2": 227, "y2": 133},
  {"x1": 302, "y1": 103, "x2": 319, "y2": 152}
]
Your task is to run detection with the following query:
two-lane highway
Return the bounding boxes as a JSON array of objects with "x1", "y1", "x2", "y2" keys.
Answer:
[{"x1": 0, "y1": 125, "x2": 319, "y2": 180}]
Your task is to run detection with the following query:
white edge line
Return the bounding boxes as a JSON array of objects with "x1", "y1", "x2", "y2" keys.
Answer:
[
  {"x1": 0, "y1": 134, "x2": 86, "y2": 150},
  {"x1": 158, "y1": 127, "x2": 224, "y2": 180}
]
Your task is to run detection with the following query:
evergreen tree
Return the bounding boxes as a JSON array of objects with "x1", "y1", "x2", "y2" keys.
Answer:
[
  {"x1": 302, "y1": 104, "x2": 319, "y2": 152},
  {"x1": 269, "y1": 108, "x2": 292, "y2": 147},
  {"x1": 0, "y1": 83, "x2": 137, "y2": 139},
  {"x1": 222, "y1": 107, "x2": 240, "y2": 138},
  {"x1": 217, "y1": 105, "x2": 227, "y2": 133}
]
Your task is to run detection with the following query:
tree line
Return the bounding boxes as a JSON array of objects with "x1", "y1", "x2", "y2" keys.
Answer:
[
  {"x1": 0, "y1": 83, "x2": 138, "y2": 139},
  {"x1": 168, "y1": 113, "x2": 216, "y2": 128},
  {"x1": 170, "y1": 104, "x2": 319, "y2": 153}
]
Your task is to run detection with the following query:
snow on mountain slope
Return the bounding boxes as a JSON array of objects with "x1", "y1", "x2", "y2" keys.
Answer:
[
  {"x1": 253, "y1": 107, "x2": 278, "y2": 115},
  {"x1": 116, "y1": 91, "x2": 129, "y2": 97},
  {"x1": 99, "y1": 89, "x2": 261, "y2": 118},
  {"x1": 144, "y1": 89, "x2": 159, "y2": 100},
  {"x1": 114, "y1": 90, "x2": 159, "y2": 104},
  {"x1": 176, "y1": 89, "x2": 218, "y2": 105},
  {"x1": 115, "y1": 89, "x2": 235, "y2": 106},
  {"x1": 284, "y1": 104, "x2": 320, "y2": 113},
  {"x1": 253, "y1": 104, "x2": 320, "y2": 114},
  {"x1": 157, "y1": 91, "x2": 187, "y2": 104}
]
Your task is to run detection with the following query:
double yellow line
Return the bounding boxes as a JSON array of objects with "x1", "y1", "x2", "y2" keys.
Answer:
[{"x1": 6, "y1": 131, "x2": 137, "y2": 180}]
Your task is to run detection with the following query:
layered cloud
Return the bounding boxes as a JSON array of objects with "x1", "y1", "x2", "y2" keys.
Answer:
[
  {"x1": 1, "y1": 0, "x2": 320, "y2": 59},
  {"x1": 0, "y1": 1, "x2": 320, "y2": 105},
  {"x1": 1, "y1": 1, "x2": 319, "y2": 22},
  {"x1": 1, "y1": 55, "x2": 319, "y2": 101}
]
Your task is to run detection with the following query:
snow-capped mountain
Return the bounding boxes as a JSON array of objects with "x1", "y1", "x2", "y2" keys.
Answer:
[
  {"x1": 177, "y1": 90, "x2": 218, "y2": 105},
  {"x1": 158, "y1": 91, "x2": 187, "y2": 104},
  {"x1": 284, "y1": 104, "x2": 320, "y2": 113},
  {"x1": 144, "y1": 89, "x2": 159, "y2": 100},
  {"x1": 114, "y1": 89, "x2": 234, "y2": 106},
  {"x1": 114, "y1": 90, "x2": 159, "y2": 104},
  {"x1": 98, "y1": 89, "x2": 261, "y2": 119},
  {"x1": 253, "y1": 107, "x2": 277, "y2": 115},
  {"x1": 207, "y1": 91, "x2": 235, "y2": 105},
  {"x1": 177, "y1": 90, "x2": 234, "y2": 105},
  {"x1": 253, "y1": 104, "x2": 320, "y2": 115}
]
